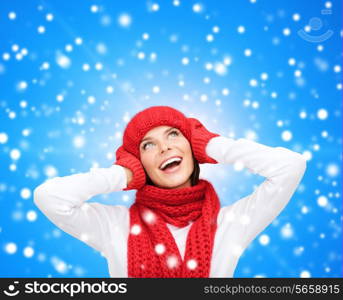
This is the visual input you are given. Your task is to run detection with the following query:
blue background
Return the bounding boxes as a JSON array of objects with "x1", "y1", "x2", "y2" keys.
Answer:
[{"x1": 0, "y1": 0, "x2": 341, "y2": 278}]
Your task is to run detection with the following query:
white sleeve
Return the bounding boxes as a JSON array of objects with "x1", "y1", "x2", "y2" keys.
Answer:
[
  {"x1": 33, "y1": 164, "x2": 128, "y2": 254},
  {"x1": 206, "y1": 136, "x2": 307, "y2": 248}
]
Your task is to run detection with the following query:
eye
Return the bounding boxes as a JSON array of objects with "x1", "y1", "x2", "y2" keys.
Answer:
[
  {"x1": 142, "y1": 141, "x2": 154, "y2": 150},
  {"x1": 169, "y1": 130, "x2": 179, "y2": 137}
]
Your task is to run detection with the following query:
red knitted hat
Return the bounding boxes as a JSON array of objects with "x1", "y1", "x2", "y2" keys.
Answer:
[{"x1": 123, "y1": 106, "x2": 192, "y2": 159}]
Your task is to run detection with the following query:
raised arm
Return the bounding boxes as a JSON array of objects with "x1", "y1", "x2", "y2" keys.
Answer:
[
  {"x1": 206, "y1": 136, "x2": 307, "y2": 248},
  {"x1": 33, "y1": 164, "x2": 128, "y2": 254}
]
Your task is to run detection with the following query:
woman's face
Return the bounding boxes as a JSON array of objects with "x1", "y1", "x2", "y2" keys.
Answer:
[{"x1": 139, "y1": 126, "x2": 194, "y2": 189}]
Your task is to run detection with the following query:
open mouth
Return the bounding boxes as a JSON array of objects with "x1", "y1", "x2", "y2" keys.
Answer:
[{"x1": 159, "y1": 157, "x2": 183, "y2": 174}]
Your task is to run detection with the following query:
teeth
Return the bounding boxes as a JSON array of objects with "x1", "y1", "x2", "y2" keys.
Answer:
[{"x1": 160, "y1": 157, "x2": 182, "y2": 170}]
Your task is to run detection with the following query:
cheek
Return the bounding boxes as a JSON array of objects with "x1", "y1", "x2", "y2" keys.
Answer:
[
  {"x1": 140, "y1": 152, "x2": 156, "y2": 172},
  {"x1": 178, "y1": 140, "x2": 194, "y2": 165},
  {"x1": 180, "y1": 139, "x2": 193, "y2": 156}
]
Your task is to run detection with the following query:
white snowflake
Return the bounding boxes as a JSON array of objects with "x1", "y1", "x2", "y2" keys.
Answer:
[
  {"x1": 23, "y1": 246, "x2": 34, "y2": 258},
  {"x1": 142, "y1": 210, "x2": 156, "y2": 224},
  {"x1": 155, "y1": 243, "x2": 165, "y2": 255},
  {"x1": 10, "y1": 149, "x2": 21, "y2": 160},
  {"x1": 317, "y1": 108, "x2": 328, "y2": 120},
  {"x1": 118, "y1": 13, "x2": 132, "y2": 27},
  {"x1": 5, "y1": 242, "x2": 17, "y2": 254},
  {"x1": 130, "y1": 224, "x2": 141, "y2": 235},
  {"x1": 0, "y1": 132, "x2": 9, "y2": 144},
  {"x1": 166, "y1": 255, "x2": 179, "y2": 269},
  {"x1": 259, "y1": 234, "x2": 270, "y2": 246},
  {"x1": 186, "y1": 259, "x2": 198, "y2": 270}
]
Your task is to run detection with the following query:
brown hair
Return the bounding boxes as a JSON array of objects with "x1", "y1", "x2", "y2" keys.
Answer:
[{"x1": 145, "y1": 155, "x2": 200, "y2": 187}]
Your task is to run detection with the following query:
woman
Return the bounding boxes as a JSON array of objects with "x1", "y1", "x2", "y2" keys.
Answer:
[{"x1": 34, "y1": 105, "x2": 307, "y2": 277}]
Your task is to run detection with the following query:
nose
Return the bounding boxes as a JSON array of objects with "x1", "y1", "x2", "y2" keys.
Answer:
[{"x1": 160, "y1": 141, "x2": 171, "y2": 153}]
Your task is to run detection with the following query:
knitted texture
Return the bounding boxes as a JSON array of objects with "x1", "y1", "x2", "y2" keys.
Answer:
[
  {"x1": 128, "y1": 179, "x2": 220, "y2": 278},
  {"x1": 114, "y1": 146, "x2": 146, "y2": 191},
  {"x1": 187, "y1": 117, "x2": 220, "y2": 164},
  {"x1": 122, "y1": 106, "x2": 192, "y2": 160}
]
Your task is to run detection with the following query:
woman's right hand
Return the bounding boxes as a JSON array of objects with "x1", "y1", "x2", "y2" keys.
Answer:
[{"x1": 114, "y1": 145, "x2": 146, "y2": 190}]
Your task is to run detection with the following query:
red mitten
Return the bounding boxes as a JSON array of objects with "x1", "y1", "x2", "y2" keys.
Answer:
[
  {"x1": 187, "y1": 117, "x2": 220, "y2": 164},
  {"x1": 114, "y1": 146, "x2": 146, "y2": 190}
]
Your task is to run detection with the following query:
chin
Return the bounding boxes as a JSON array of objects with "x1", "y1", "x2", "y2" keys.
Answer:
[{"x1": 155, "y1": 177, "x2": 191, "y2": 189}]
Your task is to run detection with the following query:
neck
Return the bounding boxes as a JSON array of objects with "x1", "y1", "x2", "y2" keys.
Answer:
[{"x1": 159, "y1": 179, "x2": 191, "y2": 190}]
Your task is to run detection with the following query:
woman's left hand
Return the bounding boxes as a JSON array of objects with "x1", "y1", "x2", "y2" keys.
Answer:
[{"x1": 187, "y1": 117, "x2": 220, "y2": 164}]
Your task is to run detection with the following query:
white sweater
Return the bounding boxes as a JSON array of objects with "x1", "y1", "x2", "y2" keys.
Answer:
[{"x1": 33, "y1": 136, "x2": 307, "y2": 277}]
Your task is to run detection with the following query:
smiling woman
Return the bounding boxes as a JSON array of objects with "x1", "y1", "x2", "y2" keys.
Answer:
[
  {"x1": 113, "y1": 106, "x2": 223, "y2": 277},
  {"x1": 33, "y1": 105, "x2": 306, "y2": 278}
]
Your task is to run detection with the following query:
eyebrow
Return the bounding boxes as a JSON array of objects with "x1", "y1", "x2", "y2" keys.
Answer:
[{"x1": 140, "y1": 127, "x2": 176, "y2": 145}]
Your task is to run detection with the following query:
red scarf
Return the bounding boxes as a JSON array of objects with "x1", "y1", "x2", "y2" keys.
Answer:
[{"x1": 127, "y1": 179, "x2": 220, "y2": 277}]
